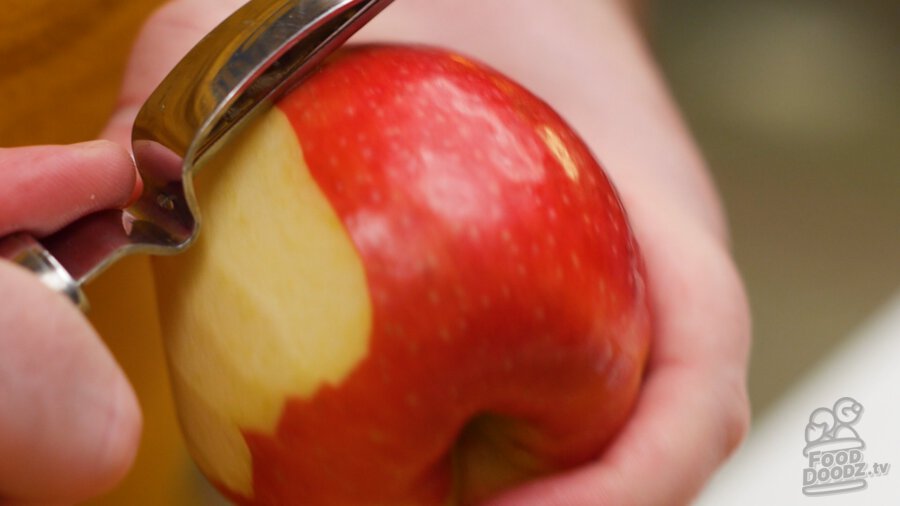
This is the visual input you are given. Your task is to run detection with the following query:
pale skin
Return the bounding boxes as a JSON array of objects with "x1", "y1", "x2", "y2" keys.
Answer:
[{"x1": 0, "y1": 1, "x2": 750, "y2": 504}]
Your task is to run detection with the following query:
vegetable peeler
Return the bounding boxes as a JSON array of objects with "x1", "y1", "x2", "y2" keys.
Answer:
[{"x1": 0, "y1": 0, "x2": 393, "y2": 311}]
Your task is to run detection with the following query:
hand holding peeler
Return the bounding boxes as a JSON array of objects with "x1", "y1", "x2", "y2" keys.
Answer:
[{"x1": 0, "y1": 0, "x2": 393, "y2": 310}]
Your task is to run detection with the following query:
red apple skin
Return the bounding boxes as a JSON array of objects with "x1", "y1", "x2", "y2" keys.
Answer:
[{"x1": 221, "y1": 44, "x2": 651, "y2": 505}]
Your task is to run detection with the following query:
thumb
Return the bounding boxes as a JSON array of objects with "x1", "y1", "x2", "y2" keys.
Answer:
[{"x1": 0, "y1": 261, "x2": 141, "y2": 503}]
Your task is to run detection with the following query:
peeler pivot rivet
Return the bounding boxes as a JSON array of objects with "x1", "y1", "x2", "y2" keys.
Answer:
[{"x1": 157, "y1": 194, "x2": 177, "y2": 211}]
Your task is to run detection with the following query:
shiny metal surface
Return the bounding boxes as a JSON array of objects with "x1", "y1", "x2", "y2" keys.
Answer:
[
  {"x1": 0, "y1": 232, "x2": 88, "y2": 310},
  {"x1": 0, "y1": 0, "x2": 393, "y2": 307}
]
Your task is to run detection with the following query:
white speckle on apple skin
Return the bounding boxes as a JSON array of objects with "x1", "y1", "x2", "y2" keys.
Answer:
[
  {"x1": 554, "y1": 266, "x2": 565, "y2": 281},
  {"x1": 611, "y1": 219, "x2": 621, "y2": 234},
  {"x1": 570, "y1": 252, "x2": 582, "y2": 270},
  {"x1": 610, "y1": 244, "x2": 620, "y2": 259},
  {"x1": 603, "y1": 348, "x2": 636, "y2": 391},
  {"x1": 592, "y1": 338, "x2": 614, "y2": 377},
  {"x1": 354, "y1": 172, "x2": 372, "y2": 185}
]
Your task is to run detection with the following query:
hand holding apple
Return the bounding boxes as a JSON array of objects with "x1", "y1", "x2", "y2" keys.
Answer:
[{"x1": 103, "y1": 1, "x2": 750, "y2": 505}]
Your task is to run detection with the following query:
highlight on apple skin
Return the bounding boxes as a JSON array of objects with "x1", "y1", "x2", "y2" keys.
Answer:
[{"x1": 151, "y1": 44, "x2": 652, "y2": 505}]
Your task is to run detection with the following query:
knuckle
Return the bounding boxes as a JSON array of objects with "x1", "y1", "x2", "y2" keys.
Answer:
[
  {"x1": 719, "y1": 375, "x2": 752, "y2": 459},
  {"x1": 727, "y1": 390, "x2": 752, "y2": 454}
]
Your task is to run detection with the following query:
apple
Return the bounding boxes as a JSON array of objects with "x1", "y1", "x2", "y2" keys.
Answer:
[{"x1": 152, "y1": 44, "x2": 651, "y2": 505}]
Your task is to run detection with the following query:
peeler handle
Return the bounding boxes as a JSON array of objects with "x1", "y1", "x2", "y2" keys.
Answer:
[{"x1": 0, "y1": 232, "x2": 89, "y2": 311}]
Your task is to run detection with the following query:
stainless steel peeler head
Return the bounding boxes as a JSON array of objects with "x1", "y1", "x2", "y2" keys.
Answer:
[{"x1": 0, "y1": 0, "x2": 393, "y2": 309}]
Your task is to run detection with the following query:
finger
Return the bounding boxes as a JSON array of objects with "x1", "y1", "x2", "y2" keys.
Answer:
[
  {"x1": 102, "y1": 0, "x2": 245, "y2": 146},
  {"x1": 488, "y1": 202, "x2": 751, "y2": 506},
  {"x1": 0, "y1": 262, "x2": 141, "y2": 503},
  {"x1": 487, "y1": 369, "x2": 748, "y2": 506},
  {"x1": 0, "y1": 141, "x2": 136, "y2": 237}
]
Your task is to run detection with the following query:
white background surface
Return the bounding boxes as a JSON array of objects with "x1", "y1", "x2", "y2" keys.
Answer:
[{"x1": 697, "y1": 291, "x2": 900, "y2": 505}]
